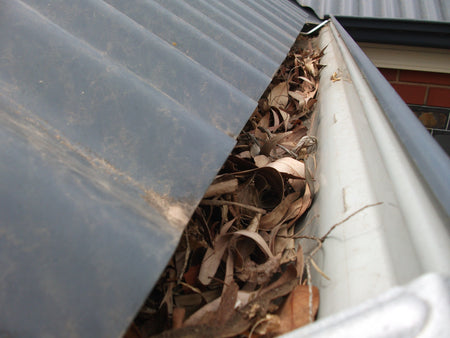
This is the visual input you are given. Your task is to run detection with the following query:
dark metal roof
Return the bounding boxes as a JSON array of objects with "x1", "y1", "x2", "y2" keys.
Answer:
[{"x1": 0, "y1": 0, "x2": 315, "y2": 336}]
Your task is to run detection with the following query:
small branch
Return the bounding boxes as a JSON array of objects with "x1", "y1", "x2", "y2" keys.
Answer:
[
  {"x1": 304, "y1": 202, "x2": 383, "y2": 282},
  {"x1": 276, "y1": 144, "x2": 298, "y2": 158},
  {"x1": 177, "y1": 232, "x2": 191, "y2": 284},
  {"x1": 306, "y1": 262, "x2": 313, "y2": 323},
  {"x1": 320, "y1": 202, "x2": 383, "y2": 242}
]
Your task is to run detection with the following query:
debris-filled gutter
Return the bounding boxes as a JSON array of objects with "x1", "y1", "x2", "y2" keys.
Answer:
[
  {"x1": 128, "y1": 38, "x2": 324, "y2": 337},
  {"x1": 1, "y1": 0, "x2": 449, "y2": 336},
  {"x1": 283, "y1": 18, "x2": 450, "y2": 337}
]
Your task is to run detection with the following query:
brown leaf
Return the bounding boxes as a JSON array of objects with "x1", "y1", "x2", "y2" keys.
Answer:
[
  {"x1": 267, "y1": 157, "x2": 305, "y2": 178},
  {"x1": 260, "y1": 131, "x2": 292, "y2": 156},
  {"x1": 198, "y1": 234, "x2": 231, "y2": 285},
  {"x1": 299, "y1": 76, "x2": 316, "y2": 86},
  {"x1": 172, "y1": 308, "x2": 186, "y2": 329},
  {"x1": 252, "y1": 314, "x2": 282, "y2": 335},
  {"x1": 289, "y1": 90, "x2": 306, "y2": 108},
  {"x1": 304, "y1": 58, "x2": 318, "y2": 77},
  {"x1": 174, "y1": 290, "x2": 220, "y2": 309},
  {"x1": 250, "y1": 167, "x2": 285, "y2": 209},
  {"x1": 254, "y1": 155, "x2": 270, "y2": 168},
  {"x1": 268, "y1": 81, "x2": 289, "y2": 109},
  {"x1": 223, "y1": 250, "x2": 235, "y2": 294},
  {"x1": 233, "y1": 230, "x2": 274, "y2": 258},
  {"x1": 267, "y1": 157, "x2": 305, "y2": 191},
  {"x1": 215, "y1": 280, "x2": 239, "y2": 326},
  {"x1": 273, "y1": 226, "x2": 289, "y2": 256},
  {"x1": 296, "y1": 244, "x2": 305, "y2": 279},
  {"x1": 260, "y1": 193, "x2": 300, "y2": 230},
  {"x1": 275, "y1": 284, "x2": 319, "y2": 334},
  {"x1": 183, "y1": 265, "x2": 200, "y2": 287},
  {"x1": 285, "y1": 183, "x2": 313, "y2": 228},
  {"x1": 162, "y1": 278, "x2": 297, "y2": 338},
  {"x1": 183, "y1": 288, "x2": 253, "y2": 328}
]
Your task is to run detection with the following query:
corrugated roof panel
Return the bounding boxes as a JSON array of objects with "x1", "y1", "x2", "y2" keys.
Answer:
[
  {"x1": 298, "y1": 0, "x2": 450, "y2": 21},
  {"x1": 0, "y1": 0, "x2": 315, "y2": 336}
]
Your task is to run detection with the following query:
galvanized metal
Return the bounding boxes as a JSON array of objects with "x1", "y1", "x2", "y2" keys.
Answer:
[
  {"x1": 0, "y1": 0, "x2": 315, "y2": 336},
  {"x1": 284, "y1": 273, "x2": 450, "y2": 338},
  {"x1": 288, "y1": 19, "x2": 449, "y2": 336},
  {"x1": 297, "y1": 0, "x2": 450, "y2": 22}
]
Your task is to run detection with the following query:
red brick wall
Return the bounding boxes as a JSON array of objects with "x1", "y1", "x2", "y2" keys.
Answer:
[
  {"x1": 378, "y1": 68, "x2": 450, "y2": 108},
  {"x1": 378, "y1": 68, "x2": 450, "y2": 155}
]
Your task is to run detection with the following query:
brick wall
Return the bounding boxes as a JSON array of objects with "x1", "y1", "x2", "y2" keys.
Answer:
[
  {"x1": 379, "y1": 68, "x2": 450, "y2": 107},
  {"x1": 378, "y1": 68, "x2": 450, "y2": 155}
]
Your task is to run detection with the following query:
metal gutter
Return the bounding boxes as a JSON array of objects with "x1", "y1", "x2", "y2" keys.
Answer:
[
  {"x1": 288, "y1": 18, "x2": 449, "y2": 330},
  {"x1": 330, "y1": 16, "x2": 450, "y2": 217},
  {"x1": 284, "y1": 273, "x2": 450, "y2": 337}
]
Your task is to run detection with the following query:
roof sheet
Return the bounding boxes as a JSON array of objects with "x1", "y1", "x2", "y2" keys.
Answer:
[
  {"x1": 0, "y1": 0, "x2": 315, "y2": 336},
  {"x1": 298, "y1": 0, "x2": 450, "y2": 22}
]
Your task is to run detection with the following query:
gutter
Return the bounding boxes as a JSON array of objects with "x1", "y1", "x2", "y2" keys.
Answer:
[
  {"x1": 330, "y1": 16, "x2": 450, "y2": 218},
  {"x1": 285, "y1": 18, "x2": 449, "y2": 335}
]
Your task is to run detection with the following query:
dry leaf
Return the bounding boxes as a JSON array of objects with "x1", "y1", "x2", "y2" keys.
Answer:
[
  {"x1": 304, "y1": 58, "x2": 318, "y2": 77},
  {"x1": 289, "y1": 90, "x2": 306, "y2": 107},
  {"x1": 267, "y1": 157, "x2": 305, "y2": 178},
  {"x1": 330, "y1": 71, "x2": 341, "y2": 82},
  {"x1": 198, "y1": 235, "x2": 231, "y2": 285},
  {"x1": 268, "y1": 81, "x2": 289, "y2": 109},
  {"x1": 260, "y1": 131, "x2": 292, "y2": 156},
  {"x1": 254, "y1": 154, "x2": 270, "y2": 167},
  {"x1": 172, "y1": 308, "x2": 186, "y2": 329},
  {"x1": 274, "y1": 284, "x2": 319, "y2": 334},
  {"x1": 259, "y1": 193, "x2": 300, "y2": 230},
  {"x1": 296, "y1": 244, "x2": 305, "y2": 279},
  {"x1": 232, "y1": 230, "x2": 274, "y2": 258}
]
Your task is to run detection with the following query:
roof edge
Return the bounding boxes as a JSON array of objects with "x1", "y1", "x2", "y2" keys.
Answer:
[{"x1": 335, "y1": 16, "x2": 450, "y2": 49}]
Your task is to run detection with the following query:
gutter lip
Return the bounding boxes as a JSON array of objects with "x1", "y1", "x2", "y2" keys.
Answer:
[{"x1": 330, "y1": 16, "x2": 450, "y2": 218}]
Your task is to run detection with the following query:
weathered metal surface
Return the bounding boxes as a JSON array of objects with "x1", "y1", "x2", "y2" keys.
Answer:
[
  {"x1": 297, "y1": 0, "x2": 450, "y2": 21},
  {"x1": 0, "y1": 0, "x2": 314, "y2": 336}
]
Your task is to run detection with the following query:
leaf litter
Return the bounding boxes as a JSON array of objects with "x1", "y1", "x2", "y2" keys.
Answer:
[{"x1": 125, "y1": 38, "x2": 326, "y2": 338}]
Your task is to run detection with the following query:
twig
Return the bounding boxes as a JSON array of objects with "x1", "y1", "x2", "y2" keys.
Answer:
[
  {"x1": 177, "y1": 232, "x2": 191, "y2": 284},
  {"x1": 305, "y1": 202, "x2": 383, "y2": 282},
  {"x1": 200, "y1": 199, "x2": 267, "y2": 214},
  {"x1": 319, "y1": 202, "x2": 383, "y2": 242},
  {"x1": 179, "y1": 282, "x2": 209, "y2": 304},
  {"x1": 276, "y1": 144, "x2": 298, "y2": 158},
  {"x1": 306, "y1": 262, "x2": 314, "y2": 323},
  {"x1": 310, "y1": 257, "x2": 330, "y2": 280}
]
